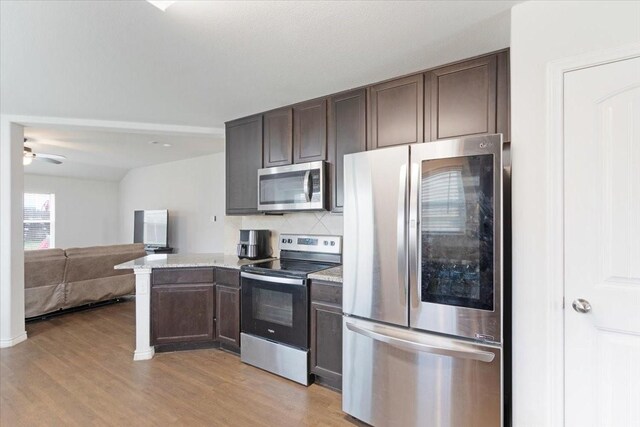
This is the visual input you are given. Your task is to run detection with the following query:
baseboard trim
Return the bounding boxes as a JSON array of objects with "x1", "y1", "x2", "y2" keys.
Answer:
[
  {"x1": 0, "y1": 331, "x2": 28, "y2": 348},
  {"x1": 133, "y1": 347, "x2": 155, "y2": 361}
]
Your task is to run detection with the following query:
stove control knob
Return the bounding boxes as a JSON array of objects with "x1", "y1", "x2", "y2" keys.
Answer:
[
  {"x1": 330, "y1": 241, "x2": 335, "y2": 246},
  {"x1": 287, "y1": 239, "x2": 293, "y2": 244},
  {"x1": 281, "y1": 238, "x2": 286, "y2": 244},
  {"x1": 324, "y1": 241, "x2": 329, "y2": 246}
]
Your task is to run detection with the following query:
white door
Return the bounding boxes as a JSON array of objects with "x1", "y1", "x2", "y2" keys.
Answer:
[{"x1": 564, "y1": 56, "x2": 640, "y2": 426}]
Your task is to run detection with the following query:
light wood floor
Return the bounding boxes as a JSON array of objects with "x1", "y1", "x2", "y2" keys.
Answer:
[{"x1": 0, "y1": 299, "x2": 361, "y2": 426}]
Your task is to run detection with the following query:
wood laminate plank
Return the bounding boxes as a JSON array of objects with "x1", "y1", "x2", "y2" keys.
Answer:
[{"x1": 0, "y1": 299, "x2": 362, "y2": 426}]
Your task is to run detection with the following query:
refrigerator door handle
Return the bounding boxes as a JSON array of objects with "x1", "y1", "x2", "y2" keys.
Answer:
[
  {"x1": 408, "y1": 159, "x2": 420, "y2": 308},
  {"x1": 397, "y1": 164, "x2": 408, "y2": 300},
  {"x1": 345, "y1": 321, "x2": 495, "y2": 363}
]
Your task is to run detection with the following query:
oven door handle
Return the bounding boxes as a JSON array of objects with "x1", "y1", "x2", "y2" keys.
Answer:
[{"x1": 241, "y1": 272, "x2": 306, "y2": 286}]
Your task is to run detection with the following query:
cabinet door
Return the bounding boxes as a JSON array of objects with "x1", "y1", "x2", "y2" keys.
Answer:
[
  {"x1": 328, "y1": 89, "x2": 366, "y2": 212},
  {"x1": 293, "y1": 98, "x2": 327, "y2": 163},
  {"x1": 263, "y1": 108, "x2": 293, "y2": 167},
  {"x1": 216, "y1": 285, "x2": 240, "y2": 351},
  {"x1": 427, "y1": 53, "x2": 506, "y2": 141},
  {"x1": 311, "y1": 301, "x2": 343, "y2": 390},
  {"x1": 368, "y1": 74, "x2": 424, "y2": 150},
  {"x1": 151, "y1": 284, "x2": 215, "y2": 345},
  {"x1": 225, "y1": 115, "x2": 263, "y2": 215}
]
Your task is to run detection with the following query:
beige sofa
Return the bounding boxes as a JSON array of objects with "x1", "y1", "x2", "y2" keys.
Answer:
[{"x1": 24, "y1": 243, "x2": 146, "y2": 318}]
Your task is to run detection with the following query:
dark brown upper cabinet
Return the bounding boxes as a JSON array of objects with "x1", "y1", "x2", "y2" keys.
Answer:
[
  {"x1": 225, "y1": 115, "x2": 263, "y2": 215},
  {"x1": 226, "y1": 50, "x2": 509, "y2": 210},
  {"x1": 426, "y1": 51, "x2": 510, "y2": 142},
  {"x1": 368, "y1": 74, "x2": 424, "y2": 150},
  {"x1": 293, "y1": 98, "x2": 327, "y2": 164},
  {"x1": 263, "y1": 108, "x2": 293, "y2": 167},
  {"x1": 328, "y1": 89, "x2": 367, "y2": 212}
]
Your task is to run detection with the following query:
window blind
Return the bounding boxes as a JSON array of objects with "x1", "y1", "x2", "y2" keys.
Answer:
[
  {"x1": 421, "y1": 168, "x2": 466, "y2": 233},
  {"x1": 23, "y1": 193, "x2": 55, "y2": 250}
]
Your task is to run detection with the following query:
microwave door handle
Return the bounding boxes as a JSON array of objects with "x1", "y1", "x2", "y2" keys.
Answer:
[
  {"x1": 346, "y1": 321, "x2": 495, "y2": 363},
  {"x1": 303, "y1": 170, "x2": 312, "y2": 202}
]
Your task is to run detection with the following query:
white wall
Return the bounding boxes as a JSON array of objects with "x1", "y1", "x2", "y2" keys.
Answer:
[
  {"x1": 120, "y1": 153, "x2": 225, "y2": 254},
  {"x1": 510, "y1": 1, "x2": 640, "y2": 426},
  {"x1": 23, "y1": 174, "x2": 121, "y2": 249},
  {"x1": 0, "y1": 119, "x2": 26, "y2": 347}
]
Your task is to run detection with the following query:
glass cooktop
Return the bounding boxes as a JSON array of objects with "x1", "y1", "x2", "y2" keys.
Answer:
[{"x1": 241, "y1": 259, "x2": 339, "y2": 279}]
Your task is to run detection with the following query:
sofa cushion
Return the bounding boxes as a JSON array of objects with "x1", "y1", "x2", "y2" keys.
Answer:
[
  {"x1": 24, "y1": 248, "x2": 67, "y2": 289},
  {"x1": 25, "y1": 283, "x2": 65, "y2": 318},
  {"x1": 64, "y1": 243, "x2": 145, "y2": 283},
  {"x1": 63, "y1": 275, "x2": 135, "y2": 309}
]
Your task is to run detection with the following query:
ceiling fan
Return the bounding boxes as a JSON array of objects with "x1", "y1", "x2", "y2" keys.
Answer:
[{"x1": 23, "y1": 139, "x2": 66, "y2": 166}]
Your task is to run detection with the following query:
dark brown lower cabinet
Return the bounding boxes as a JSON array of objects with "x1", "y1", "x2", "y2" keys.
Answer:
[
  {"x1": 151, "y1": 283, "x2": 215, "y2": 345},
  {"x1": 150, "y1": 267, "x2": 242, "y2": 354},
  {"x1": 310, "y1": 281, "x2": 343, "y2": 390},
  {"x1": 216, "y1": 284, "x2": 241, "y2": 352}
]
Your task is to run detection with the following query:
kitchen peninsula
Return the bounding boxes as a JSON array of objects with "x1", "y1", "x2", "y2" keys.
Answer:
[{"x1": 115, "y1": 253, "x2": 272, "y2": 361}]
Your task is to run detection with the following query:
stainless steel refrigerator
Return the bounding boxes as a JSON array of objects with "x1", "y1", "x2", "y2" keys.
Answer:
[{"x1": 342, "y1": 134, "x2": 510, "y2": 427}]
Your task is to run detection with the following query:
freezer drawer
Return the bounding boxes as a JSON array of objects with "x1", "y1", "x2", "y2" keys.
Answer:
[{"x1": 342, "y1": 317, "x2": 502, "y2": 427}]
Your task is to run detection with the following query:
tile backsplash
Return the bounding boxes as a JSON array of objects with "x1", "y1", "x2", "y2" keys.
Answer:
[{"x1": 224, "y1": 212, "x2": 343, "y2": 255}]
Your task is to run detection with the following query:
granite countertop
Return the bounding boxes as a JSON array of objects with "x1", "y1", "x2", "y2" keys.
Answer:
[
  {"x1": 308, "y1": 265, "x2": 343, "y2": 284},
  {"x1": 114, "y1": 253, "x2": 273, "y2": 271}
]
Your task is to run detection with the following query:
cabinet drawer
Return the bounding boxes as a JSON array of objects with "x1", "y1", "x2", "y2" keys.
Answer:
[
  {"x1": 215, "y1": 268, "x2": 240, "y2": 288},
  {"x1": 152, "y1": 268, "x2": 215, "y2": 285},
  {"x1": 311, "y1": 281, "x2": 342, "y2": 305}
]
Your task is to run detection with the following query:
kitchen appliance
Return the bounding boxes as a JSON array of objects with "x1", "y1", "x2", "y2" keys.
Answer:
[
  {"x1": 257, "y1": 161, "x2": 328, "y2": 212},
  {"x1": 342, "y1": 134, "x2": 511, "y2": 427},
  {"x1": 240, "y1": 234, "x2": 342, "y2": 385},
  {"x1": 236, "y1": 229, "x2": 272, "y2": 260}
]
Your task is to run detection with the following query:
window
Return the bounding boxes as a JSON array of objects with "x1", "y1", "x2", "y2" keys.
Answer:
[
  {"x1": 421, "y1": 166, "x2": 466, "y2": 234},
  {"x1": 23, "y1": 193, "x2": 55, "y2": 250}
]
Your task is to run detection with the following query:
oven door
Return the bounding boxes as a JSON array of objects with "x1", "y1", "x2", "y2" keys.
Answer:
[
  {"x1": 409, "y1": 135, "x2": 503, "y2": 343},
  {"x1": 240, "y1": 272, "x2": 309, "y2": 349},
  {"x1": 257, "y1": 161, "x2": 326, "y2": 211}
]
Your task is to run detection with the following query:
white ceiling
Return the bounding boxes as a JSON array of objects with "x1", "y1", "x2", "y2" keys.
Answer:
[
  {"x1": 23, "y1": 127, "x2": 224, "y2": 181},
  {"x1": 1, "y1": 0, "x2": 519, "y2": 129}
]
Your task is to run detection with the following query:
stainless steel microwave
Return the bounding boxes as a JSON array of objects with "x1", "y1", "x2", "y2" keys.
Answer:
[{"x1": 257, "y1": 161, "x2": 328, "y2": 212}]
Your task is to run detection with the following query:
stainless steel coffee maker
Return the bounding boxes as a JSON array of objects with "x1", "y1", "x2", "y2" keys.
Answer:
[{"x1": 237, "y1": 229, "x2": 272, "y2": 260}]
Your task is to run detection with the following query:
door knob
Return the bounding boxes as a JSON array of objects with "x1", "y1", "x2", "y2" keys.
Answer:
[{"x1": 572, "y1": 298, "x2": 592, "y2": 314}]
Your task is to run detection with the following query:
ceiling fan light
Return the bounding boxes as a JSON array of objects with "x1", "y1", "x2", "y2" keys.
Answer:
[
  {"x1": 23, "y1": 147, "x2": 35, "y2": 166},
  {"x1": 146, "y1": 1, "x2": 177, "y2": 11}
]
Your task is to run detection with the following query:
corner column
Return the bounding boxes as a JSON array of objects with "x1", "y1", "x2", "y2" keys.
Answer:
[
  {"x1": 133, "y1": 267, "x2": 154, "y2": 361},
  {"x1": 0, "y1": 120, "x2": 27, "y2": 348}
]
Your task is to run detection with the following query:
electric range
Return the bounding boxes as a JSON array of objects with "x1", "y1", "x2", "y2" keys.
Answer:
[{"x1": 239, "y1": 233, "x2": 342, "y2": 385}]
